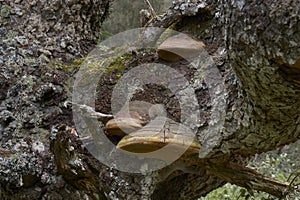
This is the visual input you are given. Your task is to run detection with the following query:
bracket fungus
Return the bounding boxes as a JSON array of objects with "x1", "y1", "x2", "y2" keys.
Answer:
[
  {"x1": 157, "y1": 33, "x2": 206, "y2": 62},
  {"x1": 105, "y1": 101, "x2": 201, "y2": 160},
  {"x1": 105, "y1": 117, "x2": 144, "y2": 137},
  {"x1": 116, "y1": 118, "x2": 201, "y2": 159},
  {"x1": 105, "y1": 101, "x2": 166, "y2": 137}
]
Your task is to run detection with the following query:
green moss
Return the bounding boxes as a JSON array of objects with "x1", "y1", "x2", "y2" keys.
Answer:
[
  {"x1": 3, "y1": 31, "x2": 18, "y2": 46},
  {"x1": 7, "y1": 31, "x2": 18, "y2": 40},
  {"x1": 56, "y1": 57, "x2": 87, "y2": 71},
  {"x1": 25, "y1": 58, "x2": 36, "y2": 65},
  {"x1": 104, "y1": 53, "x2": 133, "y2": 76},
  {"x1": 22, "y1": 75, "x2": 35, "y2": 92},
  {"x1": 56, "y1": 47, "x2": 134, "y2": 82},
  {"x1": 99, "y1": 31, "x2": 113, "y2": 42},
  {"x1": 1, "y1": 5, "x2": 11, "y2": 18}
]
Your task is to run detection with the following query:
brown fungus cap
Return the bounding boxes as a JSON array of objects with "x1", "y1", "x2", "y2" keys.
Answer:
[
  {"x1": 105, "y1": 117, "x2": 144, "y2": 137},
  {"x1": 105, "y1": 101, "x2": 166, "y2": 137},
  {"x1": 117, "y1": 118, "x2": 201, "y2": 161},
  {"x1": 157, "y1": 33, "x2": 206, "y2": 62}
]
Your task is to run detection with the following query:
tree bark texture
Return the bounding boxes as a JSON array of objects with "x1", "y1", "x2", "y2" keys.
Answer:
[
  {"x1": 0, "y1": 0, "x2": 299, "y2": 199},
  {"x1": 0, "y1": 0, "x2": 111, "y2": 199}
]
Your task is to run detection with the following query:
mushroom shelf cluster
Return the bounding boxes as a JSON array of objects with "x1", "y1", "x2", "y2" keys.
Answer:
[
  {"x1": 105, "y1": 33, "x2": 205, "y2": 161},
  {"x1": 105, "y1": 101, "x2": 201, "y2": 161}
]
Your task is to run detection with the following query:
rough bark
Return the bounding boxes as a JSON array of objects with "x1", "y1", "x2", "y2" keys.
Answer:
[
  {"x1": 0, "y1": 0, "x2": 111, "y2": 199},
  {"x1": 217, "y1": 0, "x2": 300, "y2": 158},
  {"x1": 0, "y1": 0, "x2": 299, "y2": 199}
]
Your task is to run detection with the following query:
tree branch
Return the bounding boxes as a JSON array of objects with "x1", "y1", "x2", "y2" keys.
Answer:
[{"x1": 208, "y1": 162, "x2": 291, "y2": 198}]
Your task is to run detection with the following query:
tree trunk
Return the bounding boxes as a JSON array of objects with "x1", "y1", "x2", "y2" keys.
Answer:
[
  {"x1": 0, "y1": 0, "x2": 299, "y2": 199},
  {"x1": 0, "y1": 0, "x2": 111, "y2": 199}
]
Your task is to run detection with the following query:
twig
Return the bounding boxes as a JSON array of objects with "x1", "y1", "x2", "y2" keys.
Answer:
[
  {"x1": 64, "y1": 101, "x2": 113, "y2": 121},
  {"x1": 144, "y1": 0, "x2": 156, "y2": 18}
]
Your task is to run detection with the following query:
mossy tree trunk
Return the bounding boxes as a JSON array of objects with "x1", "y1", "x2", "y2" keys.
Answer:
[{"x1": 0, "y1": 0, "x2": 299, "y2": 200}]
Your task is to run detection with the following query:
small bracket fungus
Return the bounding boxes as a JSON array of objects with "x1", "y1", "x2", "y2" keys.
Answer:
[
  {"x1": 105, "y1": 101, "x2": 166, "y2": 137},
  {"x1": 157, "y1": 33, "x2": 206, "y2": 62},
  {"x1": 105, "y1": 117, "x2": 144, "y2": 137}
]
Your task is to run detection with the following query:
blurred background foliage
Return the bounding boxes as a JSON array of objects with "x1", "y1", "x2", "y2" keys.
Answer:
[
  {"x1": 100, "y1": 0, "x2": 300, "y2": 199},
  {"x1": 200, "y1": 140, "x2": 300, "y2": 200},
  {"x1": 101, "y1": 0, "x2": 170, "y2": 37}
]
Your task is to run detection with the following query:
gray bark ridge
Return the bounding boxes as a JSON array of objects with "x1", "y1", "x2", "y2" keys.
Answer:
[{"x1": 218, "y1": 0, "x2": 300, "y2": 157}]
